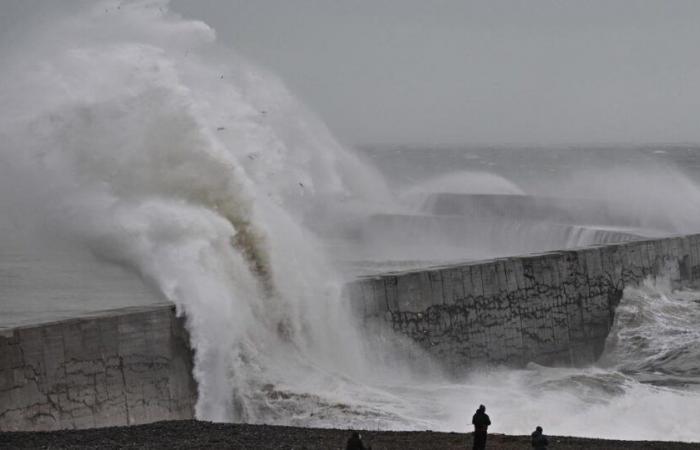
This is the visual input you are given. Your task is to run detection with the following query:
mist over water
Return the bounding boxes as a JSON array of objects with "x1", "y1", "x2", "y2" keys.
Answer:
[{"x1": 2, "y1": 0, "x2": 700, "y2": 442}]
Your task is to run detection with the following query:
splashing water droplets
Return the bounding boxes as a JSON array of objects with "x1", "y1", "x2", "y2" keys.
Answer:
[{"x1": 0, "y1": 0, "x2": 388, "y2": 422}]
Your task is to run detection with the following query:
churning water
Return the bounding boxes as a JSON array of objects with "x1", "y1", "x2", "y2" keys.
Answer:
[{"x1": 2, "y1": 0, "x2": 700, "y2": 441}]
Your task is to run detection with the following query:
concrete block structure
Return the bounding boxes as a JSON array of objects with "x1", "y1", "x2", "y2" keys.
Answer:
[
  {"x1": 0, "y1": 304, "x2": 195, "y2": 431},
  {"x1": 348, "y1": 234, "x2": 700, "y2": 372},
  {"x1": 4, "y1": 233, "x2": 700, "y2": 431}
]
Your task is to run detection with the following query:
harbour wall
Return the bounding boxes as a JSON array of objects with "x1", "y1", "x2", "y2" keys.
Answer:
[
  {"x1": 0, "y1": 304, "x2": 195, "y2": 431},
  {"x1": 346, "y1": 234, "x2": 700, "y2": 371},
  {"x1": 4, "y1": 233, "x2": 700, "y2": 431}
]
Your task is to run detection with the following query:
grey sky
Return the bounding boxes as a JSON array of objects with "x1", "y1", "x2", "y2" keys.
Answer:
[
  {"x1": 3, "y1": 1, "x2": 698, "y2": 145},
  {"x1": 169, "y1": 0, "x2": 700, "y2": 146}
]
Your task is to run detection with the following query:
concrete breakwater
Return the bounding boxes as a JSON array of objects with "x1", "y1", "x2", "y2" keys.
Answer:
[
  {"x1": 3, "y1": 234, "x2": 700, "y2": 431},
  {"x1": 347, "y1": 234, "x2": 700, "y2": 371},
  {"x1": 0, "y1": 304, "x2": 196, "y2": 431}
]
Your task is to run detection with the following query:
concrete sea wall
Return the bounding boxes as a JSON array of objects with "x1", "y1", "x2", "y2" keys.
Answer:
[
  {"x1": 347, "y1": 234, "x2": 700, "y2": 372},
  {"x1": 4, "y1": 233, "x2": 700, "y2": 431},
  {"x1": 0, "y1": 304, "x2": 195, "y2": 431}
]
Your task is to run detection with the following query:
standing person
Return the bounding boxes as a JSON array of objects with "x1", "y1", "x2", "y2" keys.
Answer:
[
  {"x1": 531, "y1": 426, "x2": 548, "y2": 449},
  {"x1": 471, "y1": 404, "x2": 491, "y2": 450},
  {"x1": 346, "y1": 431, "x2": 367, "y2": 450}
]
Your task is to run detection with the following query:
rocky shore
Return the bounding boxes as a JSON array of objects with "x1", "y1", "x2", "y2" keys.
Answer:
[{"x1": 1, "y1": 421, "x2": 699, "y2": 449}]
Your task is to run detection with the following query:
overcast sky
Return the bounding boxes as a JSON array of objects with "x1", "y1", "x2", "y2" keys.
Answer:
[
  {"x1": 3, "y1": 1, "x2": 698, "y2": 146},
  {"x1": 168, "y1": 0, "x2": 700, "y2": 146}
]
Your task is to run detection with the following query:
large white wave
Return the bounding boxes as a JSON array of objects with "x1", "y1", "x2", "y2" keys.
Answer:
[{"x1": 0, "y1": 0, "x2": 395, "y2": 422}]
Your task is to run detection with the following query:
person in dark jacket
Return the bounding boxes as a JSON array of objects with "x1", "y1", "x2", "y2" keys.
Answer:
[
  {"x1": 531, "y1": 426, "x2": 549, "y2": 449},
  {"x1": 471, "y1": 404, "x2": 491, "y2": 450},
  {"x1": 346, "y1": 431, "x2": 366, "y2": 450}
]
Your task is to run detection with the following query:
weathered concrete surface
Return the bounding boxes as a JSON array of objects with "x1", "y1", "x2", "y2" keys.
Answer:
[
  {"x1": 347, "y1": 234, "x2": 700, "y2": 372},
  {"x1": 4, "y1": 233, "x2": 700, "y2": 431},
  {"x1": 0, "y1": 304, "x2": 195, "y2": 431}
]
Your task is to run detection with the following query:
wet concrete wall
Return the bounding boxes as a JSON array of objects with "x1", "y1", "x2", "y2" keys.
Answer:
[
  {"x1": 0, "y1": 304, "x2": 195, "y2": 431},
  {"x1": 347, "y1": 234, "x2": 700, "y2": 372},
  {"x1": 4, "y1": 234, "x2": 700, "y2": 431}
]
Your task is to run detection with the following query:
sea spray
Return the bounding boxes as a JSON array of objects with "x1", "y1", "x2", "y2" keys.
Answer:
[{"x1": 0, "y1": 0, "x2": 394, "y2": 422}]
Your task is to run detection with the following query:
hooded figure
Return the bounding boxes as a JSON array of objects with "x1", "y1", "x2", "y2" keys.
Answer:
[
  {"x1": 346, "y1": 431, "x2": 366, "y2": 450},
  {"x1": 471, "y1": 404, "x2": 491, "y2": 450},
  {"x1": 531, "y1": 426, "x2": 549, "y2": 449}
]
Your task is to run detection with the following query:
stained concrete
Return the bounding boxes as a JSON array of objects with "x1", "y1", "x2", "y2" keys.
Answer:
[
  {"x1": 347, "y1": 234, "x2": 700, "y2": 371},
  {"x1": 4, "y1": 233, "x2": 700, "y2": 431},
  {"x1": 0, "y1": 304, "x2": 195, "y2": 431}
]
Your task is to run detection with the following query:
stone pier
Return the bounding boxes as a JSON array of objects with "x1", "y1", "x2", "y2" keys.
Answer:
[
  {"x1": 346, "y1": 234, "x2": 700, "y2": 371},
  {"x1": 3, "y1": 234, "x2": 700, "y2": 431},
  {"x1": 0, "y1": 304, "x2": 196, "y2": 431}
]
